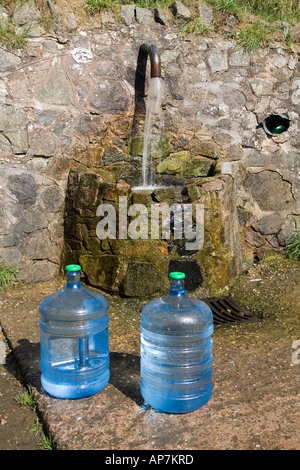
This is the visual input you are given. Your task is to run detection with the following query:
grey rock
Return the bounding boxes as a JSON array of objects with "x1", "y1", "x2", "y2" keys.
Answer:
[
  {"x1": 18, "y1": 20, "x2": 45, "y2": 38},
  {"x1": 222, "y1": 87, "x2": 245, "y2": 108},
  {"x1": 8, "y1": 173, "x2": 37, "y2": 208},
  {"x1": 241, "y1": 111, "x2": 258, "y2": 130},
  {"x1": 224, "y1": 15, "x2": 236, "y2": 31},
  {"x1": 291, "y1": 79, "x2": 300, "y2": 105},
  {"x1": 135, "y1": 7, "x2": 156, "y2": 26},
  {"x1": 169, "y1": 1, "x2": 191, "y2": 19},
  {"x1": 12, "y1": 0, "x2": 41, "y2": 26},
  {"x1": 229, "y1": 48, "x2": 251, "y2": 67},
  {"x1": 35, "y1": 67, "x2": 71, "y2": 106},
  {"x1": 0, "y1": 134, "x2": 12, "y2": 153},
  {"x1": 66, "y1": 12, "x2": 77, "y2": 32},
  {"x1": 19, "y1": 260, "x2": 58, "y2": 283},
  {"x1": 0, "y1": 48, "x2": 22, "y2": 72},
  {"x1": 23, "y1": 230, "x2": 58, "y2": 261},
  {"x1": 120, "y1": 5, "x2": 135, "y2": 25},
  {"x1": 41, "y1": 186, "x2": 64, "y2": 213},
  {"x1": 273, "y1": 54, "x2": 287, "y2": 69},
  {"x1": 0, "y1": 247, "x2": 21, "y2": 267},
  {"x1": 244, "y1": 150, "x2": 271, "y2": 167},
  {"x1": 252, "y1": 214, "x2": 284, "y2": 235},
  {"x1": 31, "y1": 130, "x2": 55, "y2": 157},
  {"x1": 17, "y1": 207, "x2": 48, "y2": 233},
  {"x1": 198, "y1": 3, "x2": 213, "y2": 26},
  {"x1": 207, "y1": 48, "x2": 228, "y2": 73},
  {"x1": 277, "y1": 215, "x2": 300, "y2": 246},
  {"x1": 245, "y1": 170, "x2": 294, "y2": 211},
  {"x1": 272, "y1": 150, "x2": 298, "y2": 172},
  {"x1": 36, "y1": 110, "x2": 57, "y2": 125},
  {"x1": 90, "y1": 81, "x2": 129, "y2": 114},
  {"x1": 250, "y1": 78, "x2": 274, "y2": 96},
  {"x1": 237, "y1": 207, "x2": 252, "y2": 226},
  {"x1": 0, "y1": 79, "x2": 7, "y2": 102},
  {"x1": 0, "y1": 234, "x2": 19, "y2": 248},
  {"x1": 154, "y1": 8, "x2": 167, "y2": 25},
  {"x1": 0, "y1": 6, "x2": 9, "y2": 28},
  {"x1": 0, "y1": 105, "x2": 28, "y2": 154}
]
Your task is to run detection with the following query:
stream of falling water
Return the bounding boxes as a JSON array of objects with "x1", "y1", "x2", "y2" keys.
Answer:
[{"x1": 140, "y1": 77, "x2": 164, "y2": 189}]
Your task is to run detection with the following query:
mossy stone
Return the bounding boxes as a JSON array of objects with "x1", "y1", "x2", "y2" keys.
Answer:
[{"x1": 157, "y1": 151, "x2": 190, "y2": 174}]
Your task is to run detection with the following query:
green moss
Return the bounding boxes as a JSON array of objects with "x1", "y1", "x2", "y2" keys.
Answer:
[
  {"x1": 130, "y1": 135, "x2": 169, "y2": 159},
  {"x1": 157, "y1": 151, "x2": 190, "y2": 175},
  {"x1": 196, "y1": 191, "x2": 231, "y2": 292}
]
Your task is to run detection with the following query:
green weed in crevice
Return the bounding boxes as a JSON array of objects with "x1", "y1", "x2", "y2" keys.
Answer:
[
  {"x1": 230, "y1": 21, "x2": 275, "y2": 50},
  {"x1": 179, "y1": 16, "x2": 211, "y2": 36},
  {"x1": 285, "y1": 229, "x2": 300, "y2": 261},
  {"x1": 0, "y1": 262, "x2": 18, "y2": 290},
  {"x1": 0, "y1": 21, "x2": 29, "y2": 49}
]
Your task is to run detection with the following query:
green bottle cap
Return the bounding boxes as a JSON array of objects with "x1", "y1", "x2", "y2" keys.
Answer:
[
  {"x1": 169, "y1": 271, "x2": 185, "y2": 280},
  {"x1": 66, "y1": 264, "x2": 81, "y2": 272}
]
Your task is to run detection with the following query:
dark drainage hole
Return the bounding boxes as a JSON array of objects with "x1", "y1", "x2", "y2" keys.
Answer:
[
  {"x1": 203, "y1": 296, "x2": 262, "y2": 327},
  {"x1": 259, "y1": 113, "x2": 290, "y2": 136}
]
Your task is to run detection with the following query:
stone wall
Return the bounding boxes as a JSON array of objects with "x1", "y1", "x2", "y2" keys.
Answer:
[{"x1": 0, "y1": 2, "x2": 299, "y2": 292}]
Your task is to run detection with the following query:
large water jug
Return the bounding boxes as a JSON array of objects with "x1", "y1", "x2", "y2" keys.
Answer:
[
  {"x1": 140, "y1": 271, "x2": 213, "y2": 413},
  {"x1": 39, "y1": 265, "x2": 109, "y2": 399}
]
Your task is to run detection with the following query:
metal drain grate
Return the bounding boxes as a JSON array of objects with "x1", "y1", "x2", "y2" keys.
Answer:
[{"x1": 203, "y1": 296, "x2": 262, "y2": 327}]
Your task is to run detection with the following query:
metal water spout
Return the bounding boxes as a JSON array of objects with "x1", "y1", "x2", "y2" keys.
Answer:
[{"x1": 139, "y1": 43, "x2": 162, "y2": 78}]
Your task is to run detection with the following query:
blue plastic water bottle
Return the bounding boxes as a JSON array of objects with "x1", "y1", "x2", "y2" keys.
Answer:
[
  {"x1": 140, "y1": 271, "x2": 213, "y2": 413},
  {"x1": 39, "y1": 265, "x2": 110, "y2": 399}
]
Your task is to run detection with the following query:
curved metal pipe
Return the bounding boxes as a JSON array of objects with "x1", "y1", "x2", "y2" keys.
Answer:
[{"x1": 139, "y1": 43, "x2": 161, "y2": 78}]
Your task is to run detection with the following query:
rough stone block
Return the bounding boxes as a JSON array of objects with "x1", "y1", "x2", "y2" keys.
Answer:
[
  {"x1": 252, "y1": 214, "x2": 284, "y2": 235},
  {"x1": 8, "y1": 173, "x2": 37, "y2": 208},
  {"x1": 120, "y1": 5, "x2": 135, "y2": 25},
  {"x1": 207, "y1": 48, "x2": 228, "y2": 73},
  {"x1": 79, "y1": 254, "x2": 119, "y2": 291},
  {"x1": 245, "y1": 230, "x2": 265, "y2": 248},
  {"x1": 135, "y1": 7, "x2": 156, "y2": 26},
  {"x1": 35, "y1": 67, "x2": 71, "y2": 106},
  {"x1": 157, "y1": 151, "x2": 190, "y2": 175},
  {"x1": 169, "y1": 1, "x2": 191, "y2": 19},
  {"x1": 121, "y1": 262, "x2": 161, "y2": 297},
  {"x1": 183, "y1": 159, "x2": 214, "y2": 177},
  {"x1": 250, "y1": 78, "x2": 274, "y2": 96},
  {"x1": 245, "y1": 171, "x2": 294, "y2": 211},
  {"x1": 153, "y1": 186, "x2": 177, "y2": 202},
  {"x1": 198, "y1": 3, "x2": 213, "y2": 26}
]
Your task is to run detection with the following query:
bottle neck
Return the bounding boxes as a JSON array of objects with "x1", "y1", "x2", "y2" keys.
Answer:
[
  {"x1": 168, "y1": 278, "x2": 186, "y2": 298},
  {"x1": 66, "y1": 271, "x2": 82, "y2": 290}
]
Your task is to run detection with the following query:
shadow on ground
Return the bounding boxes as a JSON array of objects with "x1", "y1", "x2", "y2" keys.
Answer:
[{"x1": 9, "y1": 338, "x2": 143, "y2": 405}]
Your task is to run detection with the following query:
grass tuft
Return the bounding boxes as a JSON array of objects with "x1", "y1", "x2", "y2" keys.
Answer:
[
  {"x1": 179, "y1": 17, "x2": 211, "y2": 36},
  {"x1": 0, "y1": 263, "x2": 18, "y2": 290},
  {"x1": 230, "y1": 21, "x2": 275, "y2": 50},
  {"x1": 16, "y1": 385, "x2": 36, "y2": 411},
  {"x1": 285, "y1": 230, "x2": 300, "y2": 260},
  {"x1": 0, "y1": 21, "x2": 29, "y2": 49}
]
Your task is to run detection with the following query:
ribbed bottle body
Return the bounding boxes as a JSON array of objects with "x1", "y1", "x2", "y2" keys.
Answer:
[
  {"x1": 140, "y1": 273, "x2": 213, "y2": 413},
  {"x1": 39, "y1": 266, "x2": 110, "y2": 399},
  {"x1": 140, "y1": 328, "x2": 213, "y2": 413},
  {"x1": 40, "y1": 315, "x2": 109, "y2": 399}
]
